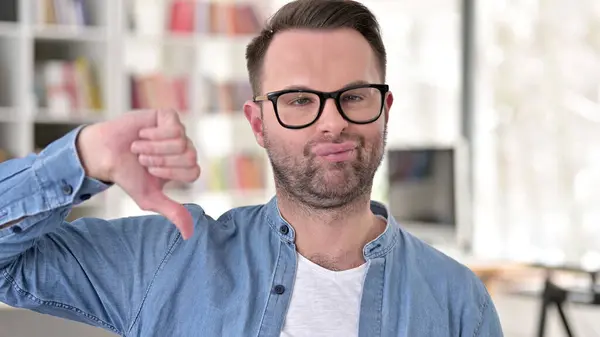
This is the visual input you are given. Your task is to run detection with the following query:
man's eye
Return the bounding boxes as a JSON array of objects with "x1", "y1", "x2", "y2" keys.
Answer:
[
  {"x1": 291, "y1": 97, "x2": 313, "y2": 105},
  {"x1": 342, "y1": 95, "x2": 363, "y2": 102}
]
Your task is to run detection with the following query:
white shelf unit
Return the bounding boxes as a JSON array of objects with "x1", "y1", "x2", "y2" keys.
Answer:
[
  {"x1": 0, "y1": 0, "x2": 279, "y2": 222},
  {"x1": 0, "y1": 0, "x2": 466, "y2": 229},
  {"x1": 118, "y1": 0, "x2": 275, "y2": 220}
]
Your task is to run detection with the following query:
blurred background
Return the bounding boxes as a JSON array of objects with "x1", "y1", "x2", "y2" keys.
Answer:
[{"x1": 0, "y1": 0, "x2": 599, "y2": 336}]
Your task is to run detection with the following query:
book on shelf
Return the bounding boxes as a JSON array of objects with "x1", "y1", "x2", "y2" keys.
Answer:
[
  {"x1": 34, "y1": 57, "x2": 103, "y2": 118},
  {"x1": 36, "y1": 0, "x2": 91, "y2": 26},
  {"x1": 130, "y1": 74, "x2": 189, "y2": 112},
  {"x1": 205, "y1": 78, "x2": 252, "y2": 113},
  {"x1": 169, "y1": 0, "x2": 195, "y2": 33},
  {"x1": 196, "y1": 1, "x2": 262, "y2": 35},
  {"x1": 159, "y1": 1, "x2": 263, "y2": 35},
  {"x1": 202, "y1": 152, "x2": 266, "y2": 193}
]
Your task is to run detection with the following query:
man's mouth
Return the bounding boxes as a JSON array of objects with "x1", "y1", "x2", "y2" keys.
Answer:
[{"x1": 312, "y1": 142, "x2": 357, "y2": 162}]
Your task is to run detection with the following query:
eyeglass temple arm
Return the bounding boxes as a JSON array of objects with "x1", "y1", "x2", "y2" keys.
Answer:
[{"x1": 253, "y1": 95, "x2": 268, "y2": 102}]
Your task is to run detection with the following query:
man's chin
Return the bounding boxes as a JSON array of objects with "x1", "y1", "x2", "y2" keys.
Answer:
[
  {"x1": 303, "y1": 188, "x2": 363, "y2": 209},
  {"x1": 316, "y1": 173, "x2": 354, "y2": 186},
  {"x1": 310, "y1": 179, "x2": 359, "y2": 198}
]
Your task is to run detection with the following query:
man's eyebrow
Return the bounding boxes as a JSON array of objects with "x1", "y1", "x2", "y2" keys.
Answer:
[
  {"x1": 342, "y1": 80, "x2": 370, "y2": 89},
  {"x1": 281, "y1": 80, "x2": 370, "y2": 91}
]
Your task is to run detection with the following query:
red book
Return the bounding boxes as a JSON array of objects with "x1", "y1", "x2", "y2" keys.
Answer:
[{"x1": 169, "y1": 1, "x2": 195, "y2": 33}]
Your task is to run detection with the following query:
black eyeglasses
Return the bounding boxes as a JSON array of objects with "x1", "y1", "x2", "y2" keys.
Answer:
[{"x1": 253, "y1": 83, "x2": 389, "y2": 129}]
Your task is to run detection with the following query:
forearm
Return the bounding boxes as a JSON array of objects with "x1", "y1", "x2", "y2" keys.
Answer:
[
  {"x1": 0, "y1": 126, "x2": 110, "y2": 268},
  {"x1": 0, "y1": 113, "x2": 197, "y2": 334}
]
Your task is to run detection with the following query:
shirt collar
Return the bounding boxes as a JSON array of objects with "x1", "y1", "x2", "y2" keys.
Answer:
[{"x1": 264, "y1": 196, "x2": 399, "y2": 259}]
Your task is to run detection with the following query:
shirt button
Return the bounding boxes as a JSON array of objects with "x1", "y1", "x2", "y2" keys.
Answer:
[
  {"x1": 273, "y1": 284, "x2": 286, "y2": 295},
  {"x1": 11, "y1": 225, "x2": 22, "y2": 234},
  {"x1": 62, "y1": 184, "x2": 73, "y2": 195},
  {"x1": 279, "y1": 225, "x2": 289, "y2": 235},
  {"x1": 80, "y1": 193, "x2": 91, "y2": 201}
]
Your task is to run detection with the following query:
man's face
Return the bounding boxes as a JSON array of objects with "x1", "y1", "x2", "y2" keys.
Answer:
[{"x1": 244, "y1": 28, "x2": 393, "y2": 209}]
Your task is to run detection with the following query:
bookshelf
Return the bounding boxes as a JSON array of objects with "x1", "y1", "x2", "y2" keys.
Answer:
[
  {"x1": 119, "y1": 0, "x2": 271, "y2": 219},
  {"x1": 0, "y1": 0, "x2": 275, "y2": 222},
  {"x1": 0, "y1": 0, "x2": 466, "y2": 227}
]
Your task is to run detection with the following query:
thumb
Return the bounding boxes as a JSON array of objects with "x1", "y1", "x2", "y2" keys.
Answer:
[
  {"x1": 156, "y1": 108, "x2": 183, "y2": 128},
  {"x1": 138, "y1": 191, "x2": 194, "y2": 240}
]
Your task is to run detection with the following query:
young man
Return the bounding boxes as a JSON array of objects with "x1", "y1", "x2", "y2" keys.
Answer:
[{"x1": 0, "y1": 0, "x2": 503, "y2": 336}]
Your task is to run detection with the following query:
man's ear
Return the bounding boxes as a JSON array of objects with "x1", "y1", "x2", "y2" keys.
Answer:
[
  {"x1": 384, "y1": 91, "x2": 394, "y2": 125},
  {"x1": 243, "y1": 100, "x2": 265, "y2": 148}
]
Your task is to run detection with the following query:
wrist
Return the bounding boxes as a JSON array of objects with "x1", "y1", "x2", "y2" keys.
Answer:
[{"x1": 76, "y1": 124, "x2": 114, "y2": 183}]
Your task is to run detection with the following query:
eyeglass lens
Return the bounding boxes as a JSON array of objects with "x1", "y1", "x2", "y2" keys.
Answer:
[{"x1": 276, "y1": 87, "x2": 382, "y2": 127}]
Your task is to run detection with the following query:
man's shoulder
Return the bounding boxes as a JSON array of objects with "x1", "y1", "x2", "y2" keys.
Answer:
[
  {"x1": 402, "y1": 230, "x2": 475, "y2": 276},
  {"x1": 198, "y1": 202, "x2": 269, "y2": 222},
  {"x1": 187, "y1": 202, "x2": 271, "y2": 233},
  {"x1": 395, "y1": 227, "x2": 491, "y2": 303},
  {"x1": 390, "y1": 229, "x2": 502, "y2": 335}
]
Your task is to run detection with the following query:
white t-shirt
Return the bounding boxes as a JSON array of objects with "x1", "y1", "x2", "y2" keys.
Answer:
[{"x1": 280, "y1": 253, "x2": 369, "y2": 337}]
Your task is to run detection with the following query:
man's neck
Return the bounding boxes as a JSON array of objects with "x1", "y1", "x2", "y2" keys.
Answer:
[{"x1": 276, "y1": 192, "x2": 387, "y2": 271}]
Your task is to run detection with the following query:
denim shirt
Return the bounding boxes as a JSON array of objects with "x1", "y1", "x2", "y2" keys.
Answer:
[{"x1": 0, "y1": 127, "x2": 503, "y2": 337}]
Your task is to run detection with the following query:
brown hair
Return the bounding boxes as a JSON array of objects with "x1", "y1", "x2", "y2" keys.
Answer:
[{"x1": 245, "y1": 0, "x2": 387, "y2": 96}]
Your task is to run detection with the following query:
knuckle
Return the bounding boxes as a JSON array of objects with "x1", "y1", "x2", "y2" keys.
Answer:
[
  {"x1": 183, "y1": 167, "x2": 200, "y2": 182},
  {"x1": 160, "y1": 108, "x2": 175, "y2": 117},
  {"x1": 192, "y1": 166, "x2": 201, "y2": 180},
  {"x1": 176, "y1": 138, "x2": 187, "y2": 151},
  {"x1": 153, "y1": 156, "x2": 165, "y2": 166},
  {"x1": 171, "y1": 125, "x2": 184, "y2": 137},
  {"x1": 142, "y1": 155, "x2": 160, "y2": 166},
  {"x1": 186, "y1": 150, "x2": 197, "y2": 163},
  {"x1": 132, "y1": 141, "x2": 146, "y2": 153}
]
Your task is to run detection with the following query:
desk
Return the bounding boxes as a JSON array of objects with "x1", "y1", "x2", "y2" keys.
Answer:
[
  {"x1": 443, "y1": 254, "x2": 600, "y2": 336},
  {"x1": 437, "y1": 247, "x2": 526, "y2": 296},
  {"x1": 518, "y1": 264, "x2": 600, "y2": 337},
  {"x1": 468, "y1": 262, "x2": 526, "y2": 296}
]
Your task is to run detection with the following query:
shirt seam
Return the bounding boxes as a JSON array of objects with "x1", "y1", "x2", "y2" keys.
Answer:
[
  {"x1": 32, "y1": 163, "x2": 51, "y2": 248},
  {"x1": 368, "y1": 229, "x2": 399, "y2": 259},
  {"x1": 0, "y1": 208, "x2": 55, "y2": 241},
  {"x1": 126, "y1": 230, "x2": 183, "y2": 336},
  {"x1": 0, "y1": 269, "x2": 122, "y2": 335},
  {"x1": 0, "y1": 195, "x2": 31, "y2": 222},
  {"x1": 265, "y1": 210, "x2": 291, "y2": 243},
  {"x1": 33, "y1": 153, "x2": 56, "y2": 212},
  {"x1": 472, "y1": 293, "x2": 490, "y2": 337},
  {"x1": 376, "y1": 258, "x2": 384, "y2": 336},
  {"x1": 0, "y1": 163, "x2": 48, "y2": 234},
  {"x1": 256, "y1": 238, "x2": 283, "y2": 336}
]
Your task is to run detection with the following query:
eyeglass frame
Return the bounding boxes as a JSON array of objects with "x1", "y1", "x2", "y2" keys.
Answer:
[{"x1": 252, "y1": 83, "x2": 390, "y2": 129}]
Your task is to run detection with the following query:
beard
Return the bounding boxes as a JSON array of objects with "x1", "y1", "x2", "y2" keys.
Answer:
[{"x1": 264, "y1": 125, "x2": 387, "y2": 210}]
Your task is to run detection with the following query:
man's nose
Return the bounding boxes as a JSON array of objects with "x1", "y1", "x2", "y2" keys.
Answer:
[{"x1": 316, "y1": 98, "x2": 349, "y2": 135}]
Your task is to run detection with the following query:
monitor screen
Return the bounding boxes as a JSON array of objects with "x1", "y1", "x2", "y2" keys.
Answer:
[{"x1": 387, "y1": 148, "x2": 456, "y2": 229}]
